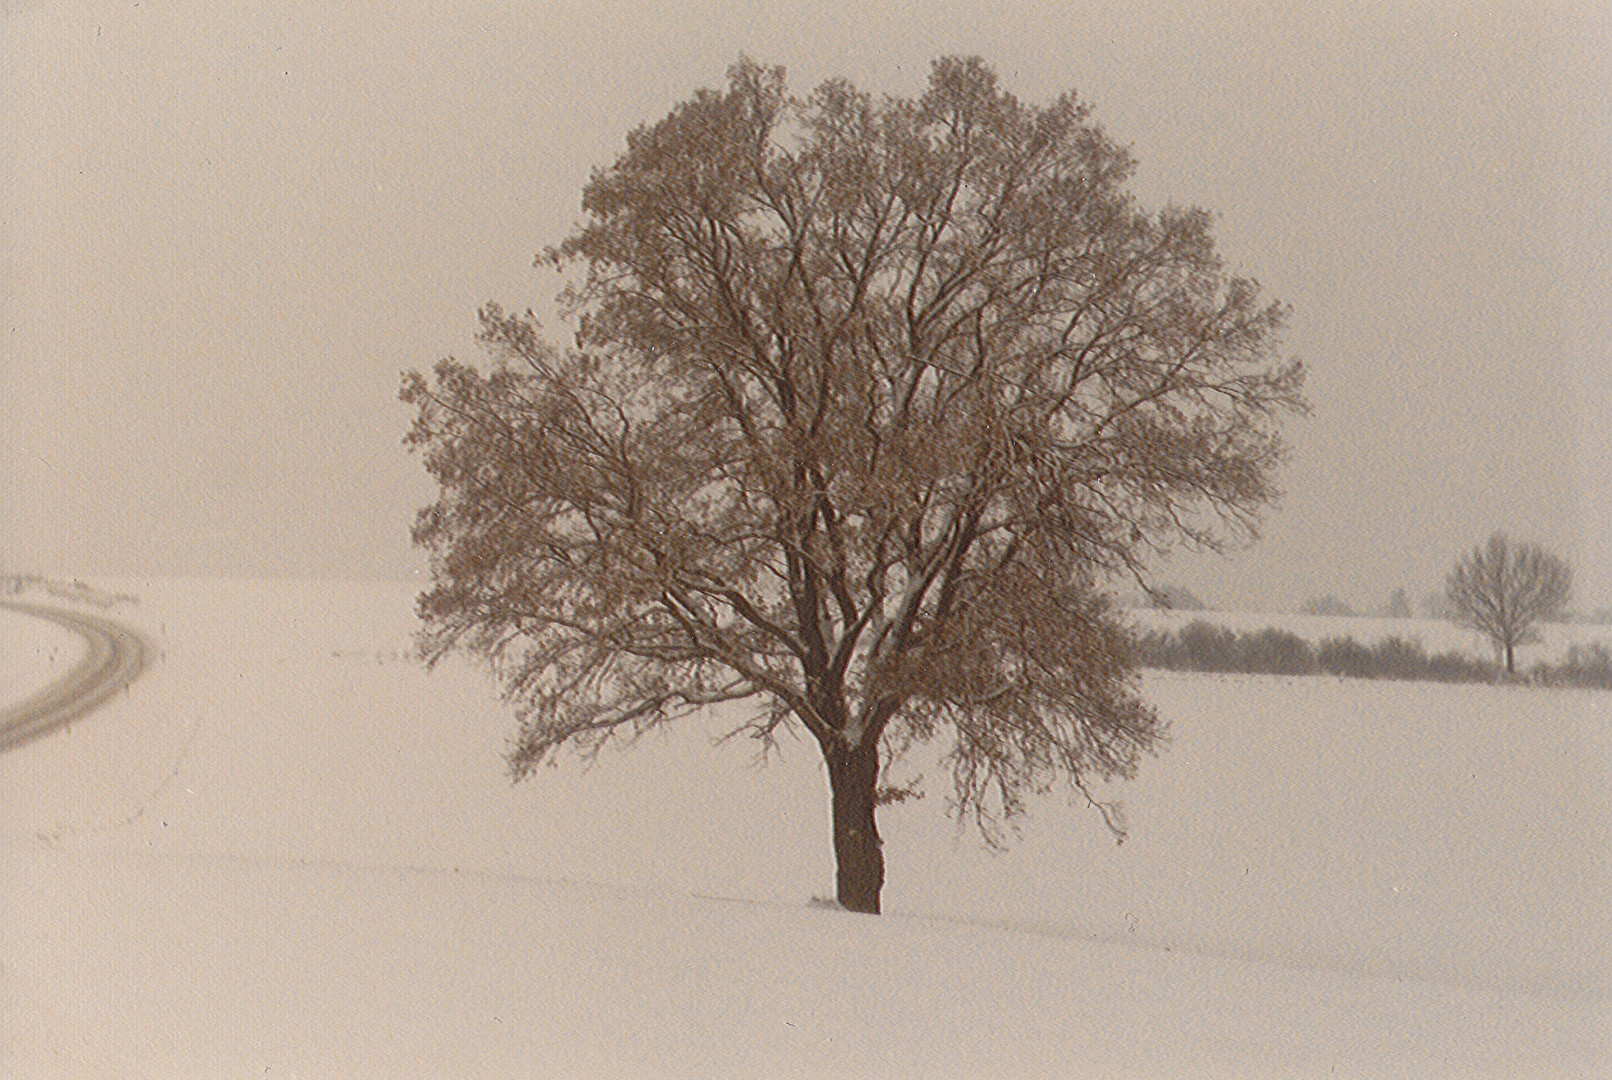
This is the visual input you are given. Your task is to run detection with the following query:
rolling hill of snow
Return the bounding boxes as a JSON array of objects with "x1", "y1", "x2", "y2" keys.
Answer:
[{"x1": 2, "y1": 579, "x2": 1606, "y2": 1077}]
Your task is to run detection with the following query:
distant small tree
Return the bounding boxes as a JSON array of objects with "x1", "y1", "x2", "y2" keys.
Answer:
[
  {"x1": 1174, "y1": 620, "x2": 1242, "y2": 670},
  {"x1": 1298, "y1": 594, "x2": 1355, "y2": 617},
  {"x1": 1444, "y1": 533, "x2": 1571, "y2": 675},
  {"x1": 1242, "y1": 627, "x2": 1317, "y2": 674},
  {"x1": 1370, "y1": 636, "x2": 1429, "y2": 680},
  {"x1": 402, "y1": 58, "x2": 1304, "y2": 914},
  {"x1": 1382, "y1": 587, "x2": 1413, "y2": 619},
  {"x1": 1316, "y1": 636, "x2": 1375, "y2": 679}
]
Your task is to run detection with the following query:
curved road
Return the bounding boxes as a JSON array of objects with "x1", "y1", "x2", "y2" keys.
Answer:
[{"x1": 0, "y1": 601, "x2": 153, "y2": 754}]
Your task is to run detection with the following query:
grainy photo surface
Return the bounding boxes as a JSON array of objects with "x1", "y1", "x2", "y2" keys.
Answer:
[{"x1": 3, "y1": 3, "x2": 1607, "y2": 1077}]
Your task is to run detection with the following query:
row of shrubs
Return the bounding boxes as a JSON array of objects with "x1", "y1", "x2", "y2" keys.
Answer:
[
  {"x1": 1134, "y1": 621, "x2": 1612, "y2": 689},
  {"x1": 1532, "y1": 643, "x2": 1612, "y2": 690}
]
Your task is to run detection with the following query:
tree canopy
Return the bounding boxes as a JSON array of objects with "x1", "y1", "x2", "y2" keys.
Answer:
[
  {"x1": 1445, "y1": 533, "x2": 1571, "y2": 674},
  {"x1": 402, "y1": 57, "x2": 1306, "y2": 912}
]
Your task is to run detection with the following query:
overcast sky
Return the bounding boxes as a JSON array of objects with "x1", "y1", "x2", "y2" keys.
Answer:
[{"x1": 3, "y1": 0, "x2": 1608, "y2": 613}]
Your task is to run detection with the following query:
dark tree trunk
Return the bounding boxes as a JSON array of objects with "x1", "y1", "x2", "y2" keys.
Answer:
[{"x1": 825, "y1": 738, "x2": 884, "y2": 914}]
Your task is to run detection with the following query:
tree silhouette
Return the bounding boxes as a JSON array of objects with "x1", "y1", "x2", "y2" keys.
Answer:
[
  {"x1": 402, "y1": 58, "x2": 1306, "y2": 912},
  {"x1": 1445, "y1": 533, "x2": 1570, "y2": 675}
]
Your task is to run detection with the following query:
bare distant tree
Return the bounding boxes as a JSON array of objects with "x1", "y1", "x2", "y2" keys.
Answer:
[
  {"x1": 402, "y1": 58, "x2": 1306, "y2": 913},
  {"x1": 1382, "y1": 587, "x2": 1413, "y2": 619},
  {"x1": 1298, "y1": 594, "x2": 1355, "y2": 617},
  {"x1": 1444, "y1": 533, "x2": 1571, "y2": 674}
]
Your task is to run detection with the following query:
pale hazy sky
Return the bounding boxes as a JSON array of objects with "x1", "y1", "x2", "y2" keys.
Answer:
[{"x1": 3, "y1": 0, "x2": 1608, "y2": 613}]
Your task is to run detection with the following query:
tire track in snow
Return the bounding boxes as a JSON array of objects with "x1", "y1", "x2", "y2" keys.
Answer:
[{"x1": 0, "y1": 602, "x2": 152, "y2": 754}]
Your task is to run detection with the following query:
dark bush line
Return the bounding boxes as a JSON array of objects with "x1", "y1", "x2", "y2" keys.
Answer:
[
  {"x1": 1133, "y1": 620, "x2": 1612, "y2": 688},
  {"x1": 1531, "y1": 643, "x2": 1612, "y2": 690}
]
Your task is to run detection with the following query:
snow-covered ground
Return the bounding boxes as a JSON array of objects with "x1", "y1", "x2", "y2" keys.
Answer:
[
  {"x1": 2, "y1": 579, "x2": 1606, "y2": 1077},
  {"x1": 0, "y1": 603, "x2": 88, "y2": 709}
]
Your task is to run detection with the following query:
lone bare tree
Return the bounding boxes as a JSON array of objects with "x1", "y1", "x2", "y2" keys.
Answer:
[
  {"x1": 1445, "y1": 533, "x2": 1571, "y2": 675},
  {"x1": 401, "y1": 58, "x2": 1306, "y2": 913}
]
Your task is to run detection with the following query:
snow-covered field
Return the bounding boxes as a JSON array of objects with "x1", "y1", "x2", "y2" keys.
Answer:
[
  {"x1": 0, "y1": 603, "x2": 87, "y2": 709},
  {"x1": 2, "y1": 579, "x2": 1607, "y2": 1077}
]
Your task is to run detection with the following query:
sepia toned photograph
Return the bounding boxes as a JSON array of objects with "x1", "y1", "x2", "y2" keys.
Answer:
[{"x1": 2, "y1": 2, "x2": 1607, "y2": 1075}]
